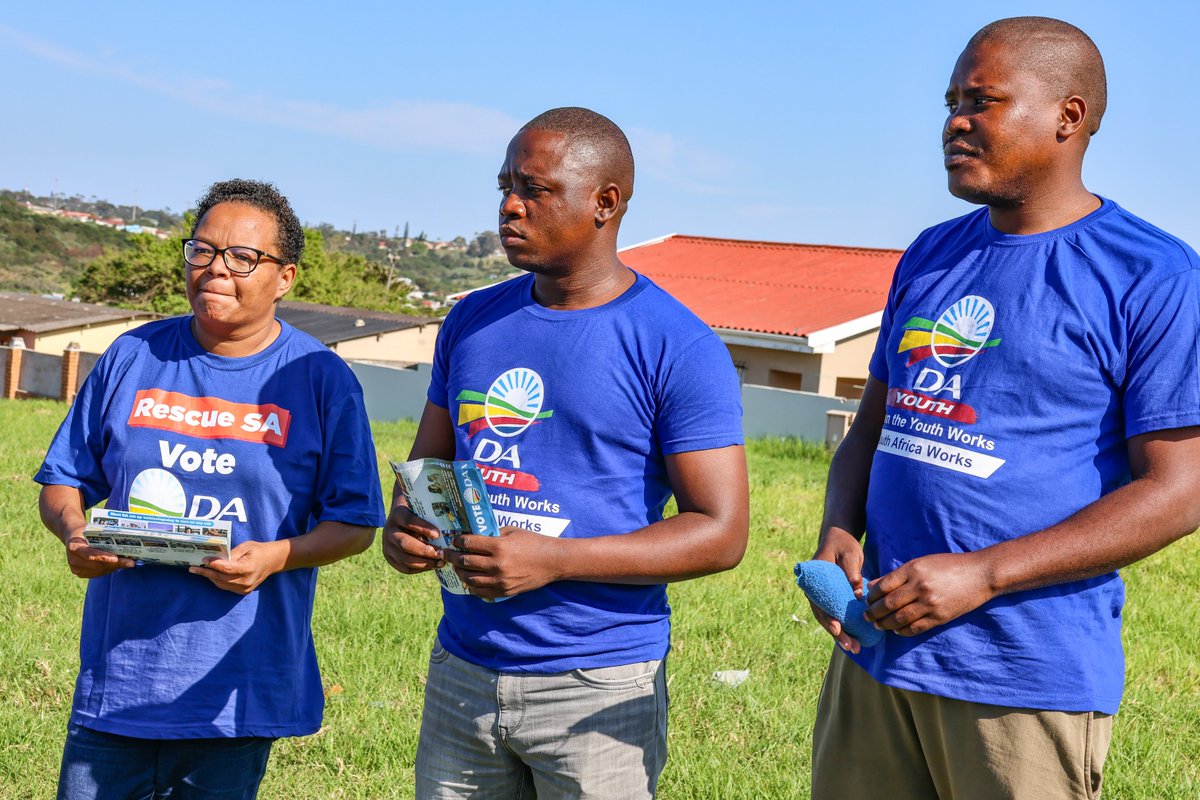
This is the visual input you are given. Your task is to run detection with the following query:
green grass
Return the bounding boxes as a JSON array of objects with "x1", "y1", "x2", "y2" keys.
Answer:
[{"x1": 2, "y1": 399, "x2": 1199, "y2": 798}]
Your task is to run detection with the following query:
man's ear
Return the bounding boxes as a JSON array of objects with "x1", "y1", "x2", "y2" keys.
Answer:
[
  {"x1": 1058, "y1": 95, "x2": 1088, "y2": 141},
  {"x1": 595, "y1": 183, "x2": 622, "y2": 224}
]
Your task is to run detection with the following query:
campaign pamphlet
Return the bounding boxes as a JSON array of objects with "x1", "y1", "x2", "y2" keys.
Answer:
[
  {"x1": 390, "y1": 458, "x2": 505, "y2": 600},
  {"x1": 83, "y1": 509, "x2": 231, "y2": 568}
]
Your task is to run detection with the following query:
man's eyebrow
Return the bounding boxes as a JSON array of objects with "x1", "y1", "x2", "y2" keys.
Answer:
[
  {"x1": 958, "y1": 84, "x2": 1005, "y2": 95},
  {"x1": 497, "y1": 169, "x2": 551, "y2": 183}
]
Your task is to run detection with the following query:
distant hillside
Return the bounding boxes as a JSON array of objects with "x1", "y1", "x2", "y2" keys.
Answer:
[
  {"x1": 316, "y1": 225, "x2": 511, "y2": 298},
  {"x1": 0, "y1": 197, "x2": 138, "y2": 294},
  {"x1": 0, "y1": 189, "x2": 182, "y2": 229},
  {"x1": 0, "y1": 189, "x2": 513, "y2": 305}
]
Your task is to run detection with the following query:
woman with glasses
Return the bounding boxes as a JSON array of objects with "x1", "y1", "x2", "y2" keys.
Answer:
[{"x1": 35, "y1": 179, "x2": 384, "y2": 799}]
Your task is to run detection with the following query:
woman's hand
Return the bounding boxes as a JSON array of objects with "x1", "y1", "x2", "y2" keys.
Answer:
[
  {"x1": 64, "y1": 534, "x2": 136, "y2": 578},
  {"x1": 190, "y1": 540, "x2": 288, "y2": 595}
]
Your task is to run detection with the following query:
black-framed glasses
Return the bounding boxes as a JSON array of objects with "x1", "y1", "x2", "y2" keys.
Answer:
[{"x1": 182, "y1": 238, "x2": 284, "y2": 276}]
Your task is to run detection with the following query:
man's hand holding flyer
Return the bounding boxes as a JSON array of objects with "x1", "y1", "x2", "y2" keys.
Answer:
[{"x1": 390, "y1": 458, "x2": 504, "y2": 599}]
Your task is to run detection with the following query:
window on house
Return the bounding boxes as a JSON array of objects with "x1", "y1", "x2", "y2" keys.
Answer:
[
  {"x1": 767, "y1": 369, "x2": 805, "y2": 391},
  {"x1": 835, "y1": 377, "x2": 866, "y2": 399}
]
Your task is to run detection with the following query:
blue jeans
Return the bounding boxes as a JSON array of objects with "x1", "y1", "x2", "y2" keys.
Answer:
[
  {"x1": 58, "y1": 723, "x2": 274, "y2": 800},
  {"x1": 415, "y1": 639, "x2": 669, "y2": 799}
]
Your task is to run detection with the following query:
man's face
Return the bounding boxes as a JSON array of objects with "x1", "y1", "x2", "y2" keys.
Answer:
[
  {"x1": 497, "y1": 128, "x2": 602, "y2": 273},
  {"x1": 187, "y1": 202, "x2": 294, "y2": 335},
  {"x1": 942, "y1": 40, "x2": 1064, "y2": 206}
]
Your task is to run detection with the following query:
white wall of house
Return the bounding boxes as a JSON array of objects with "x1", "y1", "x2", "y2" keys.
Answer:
[
  {"x1": 724, "y1": 343, "x2": 823, "y2": 392},
  {"x1": 28, "y1": 318, "x2": 155, "y2": 355},
  {"x1": 721, "y1": 327, "x2": 880, "y2": 399},
  {"x1": 327, "y1": 323, "x2": 441, "y2": 364},
  {"x1": 813, "y1": 329, "x2": 878, "y2": 399}
]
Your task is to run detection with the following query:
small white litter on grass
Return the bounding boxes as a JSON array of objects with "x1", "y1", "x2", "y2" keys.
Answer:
[{"x1": 711, "y1": 669, "x2": 750, "y2": 688}]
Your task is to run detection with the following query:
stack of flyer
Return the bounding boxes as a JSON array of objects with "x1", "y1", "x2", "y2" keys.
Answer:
[
  {"x1": 83, "y1": 509, "x2": 231, "y2": 568},
  {"x1": 391, "y1": 458, "x2": 504, "y2": 600}
]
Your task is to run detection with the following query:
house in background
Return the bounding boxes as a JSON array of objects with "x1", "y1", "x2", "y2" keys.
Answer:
[
  {"x1": 275, "y1": 301, "x2": 441, "y2": 365},
  {"x1": 0, "y1": 292, "x2": 160, "y2": 354},
  {"x1": 620, "y1": 234, "x2": 900, "y2": 398}
]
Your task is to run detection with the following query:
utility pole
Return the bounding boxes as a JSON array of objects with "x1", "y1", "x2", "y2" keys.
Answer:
[{"x1": 385, "y1": 248, "x2": 399, "y2": 291}]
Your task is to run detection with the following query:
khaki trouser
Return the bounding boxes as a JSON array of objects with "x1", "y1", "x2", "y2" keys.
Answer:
[{"x1": 812, "y1": 649, "x2": 1112, "y2": 800}]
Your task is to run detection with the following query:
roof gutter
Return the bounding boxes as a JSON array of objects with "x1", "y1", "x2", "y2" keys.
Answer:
[
  {"x1": 804, "y1": 311, "x2": 883, "y2": 351},
  {"x1": 618, "y1": 233, "x2": 678, "y2": 252},
  {"x1": 712, "y1": 311, "x2": 883, "y2": 354},
  {"x1": 713, "y1": 328, "x2": 816, "y2": 353}
]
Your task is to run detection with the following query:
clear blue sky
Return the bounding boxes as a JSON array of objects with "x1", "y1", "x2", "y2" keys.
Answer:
[{"x1": 2, "y1": 1, "x2": 1196, "y2": 250}]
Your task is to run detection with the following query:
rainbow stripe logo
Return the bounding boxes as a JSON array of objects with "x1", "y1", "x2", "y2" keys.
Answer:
[
  {"x1": 456, "y1": 368, "x2": 554, "y2": 438},
  {"x1": 897, "y1": 295, "x2": 1001, "y2": 368}
]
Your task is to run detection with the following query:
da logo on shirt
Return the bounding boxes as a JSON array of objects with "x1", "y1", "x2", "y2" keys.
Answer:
[
  {"x1": 128, "y1": 468, "x2": 187, "y2": 516},
  {"x1": 897, "y1": 295, "x2": 1001, "y2": 368},
  {"x1": 456, "y1": 368, "x2": 555, "y2": 439}
]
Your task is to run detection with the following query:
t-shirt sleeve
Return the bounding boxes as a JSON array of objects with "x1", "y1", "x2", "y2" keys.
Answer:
[
  {"x1": 867, "y1": 263, "x2": 904, "y2": 384},
  {"x1": 427, "y1": 306, "x2": 456, "y2": 409},
  {"x1": 33, "y1": 359, "x2": 112, "y2": 508},
  {"x1": 1122, "y1": 266, "x2": 1200, "y2": 438},
  {"x1": 656, "y1": 333, "x2": 744, "y2": 455},
  {"x1": 312, "y1": 389, "x2": 386, "y2": 527}
]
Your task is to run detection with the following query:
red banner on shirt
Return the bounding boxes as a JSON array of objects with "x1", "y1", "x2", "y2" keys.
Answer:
[
  {"x1": 479, "y1": 465, "x2": 540, "y2": 492},
  {"x1": 887, "y1": 388, "x2": 978, "y2": 424},
  {"x1": 128, "y1": 389, "x2": 292, "y2": 447}
]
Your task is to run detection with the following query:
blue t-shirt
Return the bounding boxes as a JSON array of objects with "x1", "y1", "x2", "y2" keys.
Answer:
[
  {"x1": 35, "y1": 317, "x2": 385, "y2": 738},
  {"x1": 428, "y1": 272, "x2": 743, "y2": 672},
  {"x1": 855, "y1": 198, "x2": 1200, "y2": 714}
]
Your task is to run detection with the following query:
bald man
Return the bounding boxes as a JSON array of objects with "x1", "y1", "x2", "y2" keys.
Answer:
[
  {"x1": 807, "y1": 17, "x2": 1200, "y2": 799},
  {"x1": 382, "y1": 107, "x2": 748, "y2": 798}
]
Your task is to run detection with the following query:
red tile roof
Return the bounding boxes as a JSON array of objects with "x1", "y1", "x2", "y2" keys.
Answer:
[{"x1": 620, "y1": 234, "x2": 901, "y2": 338}]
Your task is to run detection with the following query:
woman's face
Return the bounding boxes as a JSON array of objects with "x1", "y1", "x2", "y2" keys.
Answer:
[{"x1": 186, "y1": 202, "x2": 295, "y2": 339}]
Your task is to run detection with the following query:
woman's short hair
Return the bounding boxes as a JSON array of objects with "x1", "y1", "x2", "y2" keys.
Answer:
[{"x1": 191, "y1": 179, "x2": 306, "y2": 264}]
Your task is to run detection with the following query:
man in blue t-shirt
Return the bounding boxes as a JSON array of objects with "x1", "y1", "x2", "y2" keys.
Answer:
[
  {"x1": 382, "y1": 107, "x2": 748, "y2": 798},
  {"x1": 808, "y1": 17, "x2": 1200, "y2": 800}
]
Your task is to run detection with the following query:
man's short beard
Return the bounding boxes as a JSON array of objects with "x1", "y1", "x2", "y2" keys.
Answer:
[{"x1": 949, "y1": 178, "x2": 1027, "y2": 209}]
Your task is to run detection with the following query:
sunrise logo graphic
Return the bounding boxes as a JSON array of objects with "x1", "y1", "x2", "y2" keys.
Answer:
[
  {"x1": 128, "y1": 468, "x2": 187, "y2": 516},
  {"x1": 456, "y1": 368, "x2": 555, "y2": 438},
  {"x1": 897, "y1": 295, "x2": 1001, "y2": 368}
]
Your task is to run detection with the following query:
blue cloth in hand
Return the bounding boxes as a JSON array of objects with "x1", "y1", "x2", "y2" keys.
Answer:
[{"x1": 794, "y1": 560, "x2": 883, "y2": 647}]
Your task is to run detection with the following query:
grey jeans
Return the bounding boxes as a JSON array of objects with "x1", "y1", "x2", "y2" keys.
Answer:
[{"x1": 415, "y1": 639, "x2": 668, "y2": 799}]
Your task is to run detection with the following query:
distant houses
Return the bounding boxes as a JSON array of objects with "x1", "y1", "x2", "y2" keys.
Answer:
[
  {"x1": 620, "y1": 234, "x2": 900, "y2": 399},
  {"x1": 446, "y1": 235, "x2": 899, "y2": 400},
  {"x1": 0, "y1": 292, "x2": 445, "y2": 403},
  {"x1": 0, "y1": 290, "x2": 444, "y2": 366},
  {"x1": 20, "y1": 201, "x2": 170, "y2": 238},
  {"x1": 1, "y1": 227, "x2": 900, "y2": 438}
]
